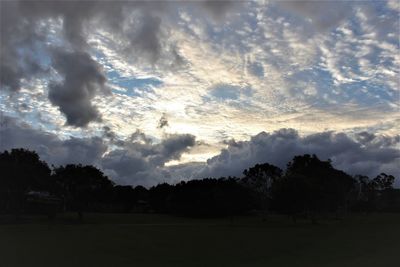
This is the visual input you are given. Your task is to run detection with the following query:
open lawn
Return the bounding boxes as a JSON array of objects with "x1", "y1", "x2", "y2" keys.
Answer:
[{"x1": 0, "y1": 213, "x2": 399, "y2": 267}]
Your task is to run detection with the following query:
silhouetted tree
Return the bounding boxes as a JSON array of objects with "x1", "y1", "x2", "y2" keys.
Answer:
[
  {"x1": 213, "y1": 177, "x2": 254, "y2": 217},
  {"x1": 132, "y1": 185, "x2": 149, "y2": 201},
  {"x1": 0, "y1": 149, "x2": 51, "y2": 218},
  {"x1": 371, "y1": 173, "x2": 395, "y2": 191},
  {"x1": 1, "y1": 148, "x2": 397, "y2": 220},
  {"x1": 112, "y1": 185, "x2": 136, "y2": 213},
  {"x1": 167, "y1": 178, "x2": 253, "y2": 217},
  {"x1": 149, "y1": 183, "x2": 173, "y2": 213},
  {"x1": 242, "y1": 163, "x2": 282, "y2": 215},
  {"x1": 374, "y1": 173, "x2": 397, "y2": 212},
  {"x1": 353, "y1": 173, "x2": 397, "y2": 212},
  {"x1": 353, "y1": 175, "x2": 375, "y2": 212},
  {"x1": 271, "y1": 154, "x2": 355, "y2": 223},
  {"x1": 53, "y1": 164, "x2": 114, "y2": 221}
]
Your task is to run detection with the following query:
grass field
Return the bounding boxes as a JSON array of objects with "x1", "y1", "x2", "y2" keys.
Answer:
[{"x1": 0, "y1": 213, "x2": 399, "y2": 267}]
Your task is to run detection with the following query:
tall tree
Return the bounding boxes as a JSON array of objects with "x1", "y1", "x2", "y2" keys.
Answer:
[
  {"x1": 0, "y1": 149, "x2": 51, "y2": 216},
  {"x1": 53, "y1": 164, "x2": 113, "y2": 220},
  {"x1": 371, "y1": 173, "x2": 395, "y2": 191},
  {"x1": 272, "y1": 154, "x2": 355, "y2": 223},
  {"x1": 242, "y1": 163, "x2": 282, "y2": 214}
]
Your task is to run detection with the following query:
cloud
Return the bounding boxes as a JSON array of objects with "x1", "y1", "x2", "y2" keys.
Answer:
[
  {"x1": 387, "y1": 0, "x2": 400, "y2": 12},
  {"x1": 200, "y1": 0, "x2": 238, "y2": 20},
  {"x1": 0, "y1": 0, "x2": 235, "y2": 127},
  {"x1": 158, "y1": 113, "x2": 169, "y2": 129},
  {"x1": 277, "y1": 0, "x2": 354, "y2": 31},
  {"x1": 0, "y1": 114, "x2": 196, "y2": 186},
  {"x1": 101, "y1": 132, "x2": 196, "y2": 185},
  {"x1": 1, "y1": 114, "x2": 196, "y2": 185},
  {"x1": 209, "y1": 84, "x2": 241, "y2": 101},
  {"x1": 0, "y1": 1, "x2": 117, "y2": 125},
  {"x1": 48, "y1": 50, "x2": 107, "y2": 127},
  {"x1": 0, "y1": 1, "x2": 48, "y2": 91},
  {"x1": 157, "y1": 133, "x2": 196, "y2": 163},
  {"x1": 1, "y1": 115, "x2": 398, "y2": 187},
  {"x1": 0, "y1": 115, "x2": 107, "y2": 166},
  {"x1": 121, "y1": 11, "x2": 163, "y2": 65},
  {"x1": 189, "y1": 129, "x2": 400, "y2": 185}
]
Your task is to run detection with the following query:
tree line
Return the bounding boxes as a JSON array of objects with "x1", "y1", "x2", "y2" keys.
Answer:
[{"x1": 0, "y1": 148, "x2": 398, "y2": 222}]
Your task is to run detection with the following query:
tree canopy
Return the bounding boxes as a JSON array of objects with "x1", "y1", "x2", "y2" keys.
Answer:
[{"x1": 0, "y1": 148, "x2": 397, "y2": 220}]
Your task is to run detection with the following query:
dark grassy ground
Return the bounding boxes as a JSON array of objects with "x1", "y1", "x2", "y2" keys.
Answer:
[{"x1": 0, "y1": 213, "x2": 399, "y2": 267}]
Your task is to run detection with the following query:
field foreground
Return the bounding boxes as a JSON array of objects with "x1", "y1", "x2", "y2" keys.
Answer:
[{"x1": 0, "y1": 213, "x2": 399, "y2": 267}]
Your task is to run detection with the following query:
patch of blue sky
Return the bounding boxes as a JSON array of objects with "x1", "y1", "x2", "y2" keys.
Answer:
[
  {"x1": 247, "y1": 62, "x2": 264, "y2": 78},
  {"x1": 309, "y1": 57, "x2": 398, "y2": 106},
  {"x1": 292, "y1": 67, "x2": 353, "y2": 108},
  {"x1": 286, "y1": 68, "x2": 330, "y2": 96},
  {"x1": 0, "y1": 94, "x2": 58, "y2": 136},
  {"x1": 341, "y1": 9, "x2": 365, "y2": 37},
  {"x1": 202, "y1": 17, "x2": 253, "y2": 54},
  {"x1": 287, "y1": 68, "x2": 321, "y2": 82},
  {"x1": 346, "y1": 2, "x2": 399, "y2": 44},
  {"x1": 107, "y1": 70, "x2": 163, "y2": 97},
  {"x1": 0, "y1": 93, "x2": 13, "y2": 116},
  {"x1": 208, "y1": 84, "x2": 241, "y2": 101},
  {"x1": 376, "y1": 0, "x2": 397, "y2": 16},
  {"x1": 340, "y1": 81, "x2": 398, "y2": 106},
  {"x1": 16, "y1": 41, "x2": 52, "y2": 72},
  {"x1": 205, "y1": 84, "x2": 255, "y2": 110},
  {"x1": 92, "y1": 48, "x2": 162, "y2": 92},
  {"x1": 242, "y1": 86, "x2": 254, "y2": 98}
]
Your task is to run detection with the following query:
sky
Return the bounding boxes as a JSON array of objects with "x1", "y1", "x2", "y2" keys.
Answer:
[{"x1": 0, "y1": 0, "x2": 399, "y2": 187}]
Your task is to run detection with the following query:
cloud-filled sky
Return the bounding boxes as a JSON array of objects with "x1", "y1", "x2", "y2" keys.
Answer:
[{"x1": 0, "y1": 0, "x2": 399, "y2": 186}]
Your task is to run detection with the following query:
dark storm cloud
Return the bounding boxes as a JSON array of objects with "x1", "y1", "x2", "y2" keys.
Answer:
[
  {"x1": 0, "y1": 115, "x2": 107, "y2": 166},
  {"x1": 101, "y1": 132, "x2": 196, "y2": 185},
  {"x1": 155, "y1": 133, "x2": 196, "y2": 164},
  {"x1": 48, "y1": 50, "x2": 107, "y2": 127},
  {"x1": 125, "y1": 12, "x2": 163, "y2": 65},
  {"x1": 101, "y1": 149, "x2": 149, "y2": 184},
  {"x1": 107, "y1": 132, "x2": 196, "y2": 167},
  {"x1": 60, "y1": 137, "x2": 107, "y2": 166},
  {"x1": 101, "y1": 130, "x2": 196, "y2": 183},
  {"x1": 0, "y1": 114, "x2": 196, "y2": 186},
  {"x1": 97, "y1": 128, "x2": 400, "y2": 186},
  {"x1": 193, "y1": 129, "x2": 400, "y2": 182},
  {"x1": 0, "y1": 1, "x2": 48, "y2": 92}
]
